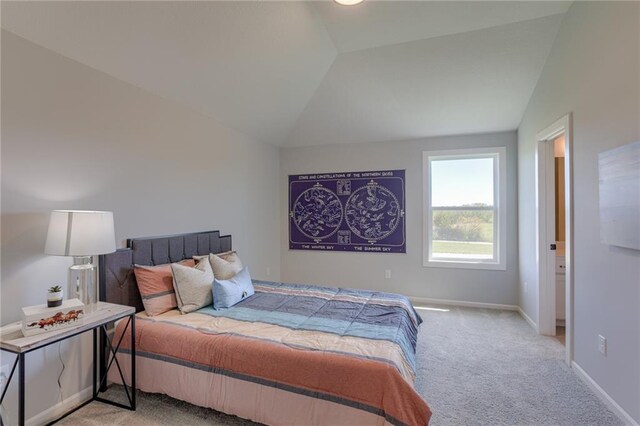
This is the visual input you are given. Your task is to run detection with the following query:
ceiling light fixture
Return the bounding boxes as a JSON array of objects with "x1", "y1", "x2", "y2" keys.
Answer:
[{"x1": 334, "y1": 0, "x2": 364, "y2": 6}]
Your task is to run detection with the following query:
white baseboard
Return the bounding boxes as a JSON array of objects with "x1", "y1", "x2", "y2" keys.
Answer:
[
  {"x1": 410, "y1": 296, "x2": 518, "y2": 311},
  {"x1": 517, "y1": 307, "x2": 539, "y2": 332},
  {"x1": 572, "y1": 361, "x2": 639, "y2": 426},
  {"x1": 27, "y1": 386, "x2": 93, "y2": 426}
]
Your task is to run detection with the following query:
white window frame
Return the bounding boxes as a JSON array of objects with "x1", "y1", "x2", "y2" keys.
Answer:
[{"x1": 423, "y1": 147, "x2": 507, "y2": 270}]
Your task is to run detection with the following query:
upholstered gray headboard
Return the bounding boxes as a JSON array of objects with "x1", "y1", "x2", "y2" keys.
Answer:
[{"x1": 98, "y1": 230, "x2": 232, "y2": 312}]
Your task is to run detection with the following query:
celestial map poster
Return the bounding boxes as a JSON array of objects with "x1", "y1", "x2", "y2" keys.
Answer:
[{"x1": 289, "y1": 170, "x2": 405, "y2": 253}]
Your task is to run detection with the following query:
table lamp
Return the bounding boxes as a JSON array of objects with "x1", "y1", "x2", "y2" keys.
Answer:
[{"x1": 45, "y1": 210, "x2": 116, "y2": 312}]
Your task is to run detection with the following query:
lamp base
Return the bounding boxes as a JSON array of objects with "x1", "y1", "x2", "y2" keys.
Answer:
[{"x1": 69, "y1": 256, "x2": 98, "y2": 313}]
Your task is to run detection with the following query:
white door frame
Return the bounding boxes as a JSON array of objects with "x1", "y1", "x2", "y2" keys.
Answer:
[{"x1": 535, "y1": 113, "x2": 573, "y2": 366}]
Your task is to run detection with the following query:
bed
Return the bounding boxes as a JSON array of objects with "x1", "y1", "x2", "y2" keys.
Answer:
[{"x1": 100, "y1": 230, "x2": 431, "y2": 425}]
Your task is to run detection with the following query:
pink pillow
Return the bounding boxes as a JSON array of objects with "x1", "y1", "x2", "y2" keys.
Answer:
[{"x1": 134, "y1": 259, "x2": 195, "y2": 316}]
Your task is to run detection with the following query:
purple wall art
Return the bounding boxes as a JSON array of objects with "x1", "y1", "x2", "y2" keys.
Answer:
[{"x1": 289, "y1": 170, "x2": 406, "y2": 253}]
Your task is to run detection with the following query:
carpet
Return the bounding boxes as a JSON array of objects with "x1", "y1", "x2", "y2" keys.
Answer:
[
  {"x1": 413, "y1": 306, "x2": 621, "y2": 426},
  {"x1": 59, "y1": 306, "x2": 622, "y2": 425}
]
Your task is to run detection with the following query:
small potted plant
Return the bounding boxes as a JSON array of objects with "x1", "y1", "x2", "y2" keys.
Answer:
[{"x1": 47, "y1": 285, "x2": 63, "y2": 308}]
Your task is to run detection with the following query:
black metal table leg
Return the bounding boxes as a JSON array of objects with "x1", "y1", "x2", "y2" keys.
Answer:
[
  {"x1": 94, "y1": 316, "x2": 135, "y2": 411},
  {"x1": 18, "y1": 353, "x2": 24, "y2": 426},
  {"x1": 92, "y1": 328, "x2": 97, "y2": 398},
  {"x1": 130, "y1": 314, "x2": 136, "y2": 410},
  {"x1": 99, "y1": 324, "x2": 107, "y2": 393}
]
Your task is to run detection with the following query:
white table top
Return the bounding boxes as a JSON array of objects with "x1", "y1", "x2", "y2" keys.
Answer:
[{"x1": 0, "y1": 302, "x2": 135, "y2": 354}]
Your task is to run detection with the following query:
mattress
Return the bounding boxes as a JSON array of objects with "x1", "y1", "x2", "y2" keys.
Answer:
[{"x1": 110, "y1": 280, "x2": 431, "y2": 425}]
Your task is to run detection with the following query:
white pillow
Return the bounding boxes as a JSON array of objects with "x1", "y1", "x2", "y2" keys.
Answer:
[
  {"x1": 171, "y1": 259, "x2": 214, "y2": 314},
  {"x1": 209, "y1": 252, "x2": 243, "y2": 280}
]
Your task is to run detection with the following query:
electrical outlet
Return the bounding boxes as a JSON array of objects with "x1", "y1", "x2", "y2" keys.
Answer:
[
  {"x1": 598, "y1": 335, "x2": 607, "y2": 356},
  {"x1": 384, "y1": 270, "x2": 391, "y2": 279}
]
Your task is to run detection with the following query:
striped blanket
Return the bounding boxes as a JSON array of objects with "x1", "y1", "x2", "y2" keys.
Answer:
[{"x1": 112, "y1": 280, "x2": 431, "y2": 425}]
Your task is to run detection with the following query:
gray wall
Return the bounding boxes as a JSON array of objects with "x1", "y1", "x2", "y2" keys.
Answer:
[
  {"x1": 280, "y1": 131, "x2": 519, "y2": 306},
  {"x1": 1, "y1": 31, "x2": 281, "y2": 422},
  {"x1": 518, "y1": 2, "x2": 639, "y2": 422}
]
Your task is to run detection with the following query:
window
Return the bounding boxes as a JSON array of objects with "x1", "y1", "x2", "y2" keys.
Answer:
[{"x1": 423, "y1": 147, "x2": 506, "y2": 270}]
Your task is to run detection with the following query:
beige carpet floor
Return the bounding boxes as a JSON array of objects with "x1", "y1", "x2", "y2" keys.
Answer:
[{"x1": 58, "y1": 306, "x2": 622, "y2": 425}]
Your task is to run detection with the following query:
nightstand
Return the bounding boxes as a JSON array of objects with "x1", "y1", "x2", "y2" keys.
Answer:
[{"x1": 0, "y1": 302, "x2": 136, "y2": 425}]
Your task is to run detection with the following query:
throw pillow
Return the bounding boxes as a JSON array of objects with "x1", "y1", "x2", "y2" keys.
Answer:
[
  {"x1": 134, "y1": 259, "x2": 195, "y2": 316},
  {"x1": 209, "y1": 251, "x2": 243, "y2": 280},
  {"x1": 212, "y1": 267, "x2": 254, "y2": 309},
  {"x1": 171, "y1": 259, "x2": 214, "y2": 314}
]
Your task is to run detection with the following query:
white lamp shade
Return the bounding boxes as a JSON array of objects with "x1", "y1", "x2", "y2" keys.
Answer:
[{"x1": 45, "y1": 210, "x2": 116, "y2": 256}]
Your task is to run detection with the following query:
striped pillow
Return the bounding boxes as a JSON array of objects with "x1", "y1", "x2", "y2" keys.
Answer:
[{"x1": 134, "y1": 259, "x2": 195, "y2": 316}]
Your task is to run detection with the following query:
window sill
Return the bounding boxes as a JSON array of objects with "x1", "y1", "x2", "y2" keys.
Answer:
[{"x1": 424, "y1": 259, "x2": 506, "y2": 271}]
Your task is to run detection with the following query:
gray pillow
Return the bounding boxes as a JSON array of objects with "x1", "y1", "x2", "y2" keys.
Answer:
[{"x1": 171, "y1": 259, "x2": 214, "y2": 314}]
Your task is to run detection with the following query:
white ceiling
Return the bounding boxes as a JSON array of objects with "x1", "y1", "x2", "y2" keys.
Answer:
[
  {"x1": 1, "y1": 1, "x2": 569, "y2": 147},
  {"x1": 310, "y1": 1, "x2": 570, "y2": 53},
  {"x1": 287, "y1": 13, "x2": 564, "y2": 146}
]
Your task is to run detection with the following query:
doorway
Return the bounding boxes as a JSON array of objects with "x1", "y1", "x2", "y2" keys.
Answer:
[
  {"x1": 535, "y1": 113, "x2": 573, "y2": 365},
  {"x1": 553, "y1": 135, "x2": 567, "y2": 345}
]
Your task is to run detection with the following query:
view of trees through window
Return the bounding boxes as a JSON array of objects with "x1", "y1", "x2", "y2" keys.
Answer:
[{"x1": 432, "y1": 206, "x2": 494, "y2": 258}]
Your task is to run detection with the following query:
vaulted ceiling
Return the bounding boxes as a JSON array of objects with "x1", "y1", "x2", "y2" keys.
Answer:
[{"x1": 1, "y1": 1, "x2": 570, "y2": 147}]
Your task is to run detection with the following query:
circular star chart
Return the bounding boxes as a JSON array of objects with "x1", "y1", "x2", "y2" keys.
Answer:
[
  {"x1": 293, "y1": 186, "x2": 343, "y2": 240},
  {"x1": 345, "y1": 183, "x2": 401, "y2": 241}
]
